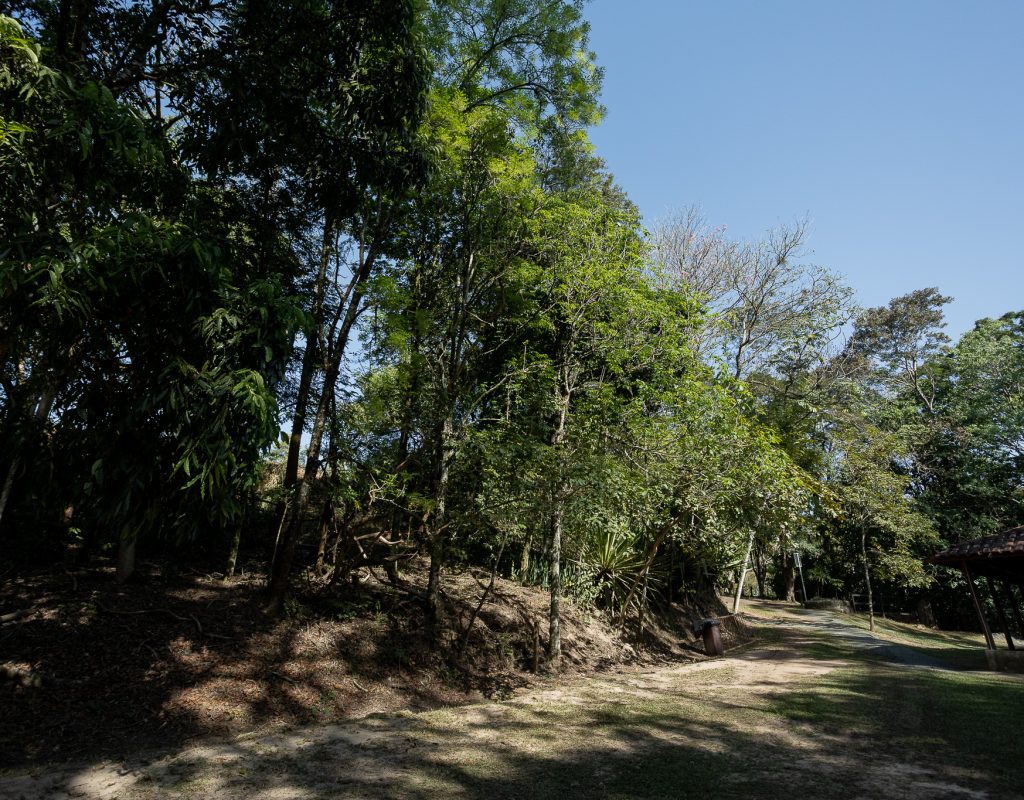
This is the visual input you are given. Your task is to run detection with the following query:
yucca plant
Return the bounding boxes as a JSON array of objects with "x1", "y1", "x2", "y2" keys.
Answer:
[{"x1": 579, "y1": 526, "x2": 659, "y2": 618}]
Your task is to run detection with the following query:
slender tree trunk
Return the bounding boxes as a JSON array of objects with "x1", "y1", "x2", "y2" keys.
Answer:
[
  {"x1": 861, "y1": 523, "x2": 874, "y2": 632},
  {"x1": 314, "y1": 500, "x2": 334, "y2": 575},
  {"x1": 519, "y1": 535, "x2": 531, "y2": 582},
  {"x1": 752, "y1": 540, "x2": 767, "y2": 598},
  {"x1": 733, "y1": 529, "x2": 756, "y2": 614},
  {"x1": 271, "y1": 336, "x2": 318, "y2": 552},
  {"x1": 425, "y1": 417, "x2": 454, "y2": 617},
  {"x1": 548, "y1": 382, "x2": 571, "y2": 670},
  {"x1": 272, "y1": 223, "x2": 335, "y2": 565},
  {"x1": 548, "y1": 485, "x2": 564, "y2": 668},
  {"x1": 117, "y1": 537, "x2": 136, "y2": 584},
  {"x1": 224, "y1": 524, "x2": 242, "y2": 581},
  {"x1": 266, "y1": 237, "x2": 380, "y2": 615}
]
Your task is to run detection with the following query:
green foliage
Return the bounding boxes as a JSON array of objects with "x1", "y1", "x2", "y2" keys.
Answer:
[
  {"x1": 914, "y1": 311, "x2": 1024, "y2": 541},
  {"x1": 3, "y1": 0, "x2": 1018, "y2": 645},
  {"x1": 0, "y1": 15, "x2": 299, "y2": 545}
]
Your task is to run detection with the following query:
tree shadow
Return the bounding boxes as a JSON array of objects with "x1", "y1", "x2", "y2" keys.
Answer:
[
  {"x1": 0, "y1": 566, "x2": 483, "y2": 768},
  {"x1": 17, "y1": 640, "x2": 1021, "y2": 800}
]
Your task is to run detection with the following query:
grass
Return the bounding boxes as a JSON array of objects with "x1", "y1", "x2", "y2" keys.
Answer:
[
  {"x1": 842, "y1": 610, "x2": 992, "y2": 669},
  {"x1": 742, "y1": 597, "x2": 994, "y2": 670},
  {"x1": 770, "y1": 635, "x2": 1024, "y2": 793},
  {"x1": 8, "y1": 617, "x2": 1023, "y2": 800}
]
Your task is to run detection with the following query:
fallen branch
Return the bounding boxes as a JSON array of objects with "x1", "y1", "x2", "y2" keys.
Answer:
[
  {"x1": 96, "y1": 604, "x2": 204, "y2": 637},
  {"x1": 0, "y1": 608, "x2": 34, "y2": 624},
  {"x1": 267, "y1": 670, "x2": 298, "y2": 685}
]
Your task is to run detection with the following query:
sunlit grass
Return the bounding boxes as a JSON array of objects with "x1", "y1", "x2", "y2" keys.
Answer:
[{"x1": 843, "y1": 612, "x2": 991, "y2": 669}]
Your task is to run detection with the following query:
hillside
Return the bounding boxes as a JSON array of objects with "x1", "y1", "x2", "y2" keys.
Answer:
[{"x1": 0, "y1": 560, "x2": 743, "y2": 769}]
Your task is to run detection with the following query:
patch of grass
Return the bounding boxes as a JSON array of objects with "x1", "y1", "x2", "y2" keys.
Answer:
[
  {"x1": 736, "y1": 598, "x2": 811, "y2": 621},
  {"x1": 844, "y1": 613, "x2": 991, "y2": 669},
  {"x1": 770, "y1": 655, "x2": 1024, "y2": 795}
]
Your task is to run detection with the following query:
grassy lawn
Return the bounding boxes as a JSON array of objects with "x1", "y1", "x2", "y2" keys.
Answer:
[
  {"x1": 741, "y1": 597, "x2": 995, "y2": 670},
  {"x1": 841, "y1": 610, "x2": 992, "y2": 669},
  {"x1": 390, "y1": 627, "x2": 1024, "y2": 800},
  {"x1": 770, "y1": 658, "x2": 1024, "y2": 790}
]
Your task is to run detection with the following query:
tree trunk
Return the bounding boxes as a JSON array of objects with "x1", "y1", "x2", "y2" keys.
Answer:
[
  {"x1": 861, "y1": 523, "x2": 874, "y2": 632},
  {"x1": 265, "y1": 236, "x2": 380, "y2": 615},
  {"x1": 548, "y1": 489, "x2": 564, "y2": 669},
  {"x1": 752, "y1": 540, "x2": 767, "y2": 598},
  {"x1": 547, "y1": 380, "x2": 571, "y2": 671},
  {"x1": 519, "y1": 535, "x2": 531, "y2": 582},
  {"x1": 117, "y1": 536, "x2": 136, "y2": 584},
  {"x1": 314, "y1": 500, "x2": 334, "y2": 575},
  {"x1": 733, "y1": 529, "x2": 756, "y2": 614},
  {"x1": 266, "y1": 395, "x2": 328, "y2": 613},
  {"x1": 915, "y1": 597, "x2": 937, "y2": 627},
  {"x1": 224, "y1": 524, "x2": 242, "y2": 581},
  {"x1": 425, "y1": 417, "x2": 454, "y2": 618},
  {"x1": 271, "y1": 223, "x2": 335, "y2": 568},
  {"x1": 780, "y1": 557, "x2": 796, "y2": 602}
]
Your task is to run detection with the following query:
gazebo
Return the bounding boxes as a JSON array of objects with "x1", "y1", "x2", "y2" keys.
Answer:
[{"x1": 927, "y1": 526, "x2": 1024, "y2": 670}]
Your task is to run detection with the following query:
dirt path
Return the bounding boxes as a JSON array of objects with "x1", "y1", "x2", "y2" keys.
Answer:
[{"x1": 1, "y1": 613, "x2": 1020, "y2": 800}]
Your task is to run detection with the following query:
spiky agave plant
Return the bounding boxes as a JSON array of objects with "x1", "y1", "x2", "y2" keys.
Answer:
[{"x1": 579, "y1": 525, "x2": 658, "y2": 617}]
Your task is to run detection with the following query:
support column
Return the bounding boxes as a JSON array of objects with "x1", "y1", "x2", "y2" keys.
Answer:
[
  {"x1": 986, "y1": 575, "x2": 1016, "y2": 650},
  {"x1": 1003, "y1": 581, "x2": 1024, "y2": 641},
  {"x1": 962, "y1": 562, "x2": 995, "y2": 650}
]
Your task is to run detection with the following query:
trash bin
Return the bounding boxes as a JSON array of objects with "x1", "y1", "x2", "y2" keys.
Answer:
[{"x1": 693, "y1": 618, "x2": 724, "y2": 656}]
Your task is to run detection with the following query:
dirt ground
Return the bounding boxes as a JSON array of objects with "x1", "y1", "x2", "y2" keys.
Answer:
[
  {"x1": 0, "y1": 560, "x2": 728, "y2": 770},
  {"x1": 3, "y1": 607, "x2": 1021, "y2": 800}
]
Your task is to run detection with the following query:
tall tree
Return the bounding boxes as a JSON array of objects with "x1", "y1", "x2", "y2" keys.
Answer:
[{"x1": 0, "y1": 16, "x2": 298, "y2": 569}]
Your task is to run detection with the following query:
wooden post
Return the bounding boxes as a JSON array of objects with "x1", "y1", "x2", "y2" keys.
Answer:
[
  {"x1": 987, "y1": 576, "x2": 1016, "y2": 650},
  {"x1": 1004, "y1": 581, "x2": 1024, "y2": 640},
  {"x1": 962, "y1": 562, "x2": 995, "y2": 650}
]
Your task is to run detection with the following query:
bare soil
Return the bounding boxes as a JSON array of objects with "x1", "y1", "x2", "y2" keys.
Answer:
[
  {"x1": 0, "y1": 560, "x2": 735, "y2": 770},
  {"x1": 3, "y1": 615, "x2": 1018, "y2": 800}
]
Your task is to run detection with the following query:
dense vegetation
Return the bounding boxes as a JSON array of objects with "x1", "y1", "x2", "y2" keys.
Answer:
[{"x1": 2, "y1": 0, "x2": 1021, "y2": 663}]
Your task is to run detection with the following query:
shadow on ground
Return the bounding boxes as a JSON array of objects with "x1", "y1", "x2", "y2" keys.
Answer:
[{"x1": 6, "y1": 623, "x2": 1023, "y2": 800}]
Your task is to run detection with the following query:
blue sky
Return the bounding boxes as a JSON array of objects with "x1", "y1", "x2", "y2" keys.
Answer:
[{"x1": 584, "y1": 0, "x2": 1023, "y2": 338}]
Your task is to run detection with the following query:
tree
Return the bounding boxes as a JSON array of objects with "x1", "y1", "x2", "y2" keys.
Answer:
[
  {"x1": 846, "y1": 287, "x2": 953, "y2": 417},
  {"x1": 914, "y1": 311, "x2": 1024, "y2": 542},
  {"x1": 0, "y1": 16, "x2": 298, "y2": 570},
  {"x1": 362, "y1": 89, "x2": 548, "y2": 614},
  {"x1": 653, "y1": 209, "x2": 854, "y2": 384},
  {"x1": 825, "y1": 422, "x2": 936, "y2": 630}
]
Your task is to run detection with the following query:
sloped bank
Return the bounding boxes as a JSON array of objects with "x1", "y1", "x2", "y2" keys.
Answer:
[{"x1": 0, "y1": 559, "x2": 748, "y2": 769}]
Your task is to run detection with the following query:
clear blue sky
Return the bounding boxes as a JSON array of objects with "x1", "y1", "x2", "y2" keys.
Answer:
[{"x1": 584, "y1": 0, "x2": 1023, "y2": 338}]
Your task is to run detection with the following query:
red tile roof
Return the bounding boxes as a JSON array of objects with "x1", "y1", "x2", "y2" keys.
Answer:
[{"x1": 928, "y1": 526, "x2": 1024, "y2": 565}]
